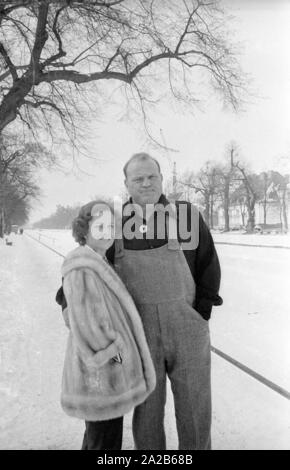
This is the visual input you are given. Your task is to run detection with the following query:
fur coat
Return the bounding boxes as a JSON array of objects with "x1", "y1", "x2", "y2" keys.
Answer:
[{"x1": 61, "y1": 245, "x2": 156, "y2": 421}]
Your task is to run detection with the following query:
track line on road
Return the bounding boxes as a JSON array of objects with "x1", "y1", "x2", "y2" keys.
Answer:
[
  {"x1": 26, "y1": 232, "x2": 290, "y2": 401},
  {"x1": 25, "y1": 232, "x2": 65, "y2": 258},
  {"x1": 211, "y1": 347, "x2": 290, "y2": 400}
]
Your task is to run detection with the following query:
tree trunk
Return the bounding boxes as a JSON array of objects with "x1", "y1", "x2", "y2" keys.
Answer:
[
  {"x1": 223, "y1": 177, "x2": 230, "y2": 231},
  {"x1": 239, "y1": 202, "x2": 245, "y2": 227},
  {"x1": 262, "y1": 174, "x2": 268, "y2": 225},
  {"x1": 0, "y1": 169, "x2": 4, "y2": 237},
  {"x1": 241, "y1": 210, "x2": 245, "y2": 227},
  {"x1": 281, "y1": 190, "x2": 288, "y2": 231},
  {"x1": 247, "y1": 208, "x2": 255, "y2": 232},
  {"x1": 210, "y1": 193, "x2": 214, "y2": 229},
  {"x1": 203, "y1": 193, "x2": 210, "y2": 227},
  {"x1": 263, "y1": 198, "x2": 267, "y2": 225},
  {"x1": 246, "y1": 194, "x2": 256, "y2": 232},
  {"x1": 0, "y1": 207, "x2": 5, "y2": 238},
  {"x1": 0, "y1": 77, "x2": 34, "y2": 134}
]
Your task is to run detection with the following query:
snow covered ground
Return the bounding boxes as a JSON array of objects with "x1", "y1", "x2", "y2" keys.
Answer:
[
  {"x1": 24, "y1": 228, "x2": 290, "y2": 253},
  {"x1": 212, "y1": 231, "x2": 290, "y2": 248},
  {"x1": 0, "y1": 230, "x2": 289, "y2": 449}
]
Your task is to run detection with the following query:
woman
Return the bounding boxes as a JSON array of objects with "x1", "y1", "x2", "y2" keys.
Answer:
[{"x1": 58, "y1": 200, "x2": 156, "y2": 450}]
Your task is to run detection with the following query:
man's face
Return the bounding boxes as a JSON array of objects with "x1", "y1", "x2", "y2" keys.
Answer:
[{"x1": 125, "y1": 158, "x2": 163, "y2": 207}]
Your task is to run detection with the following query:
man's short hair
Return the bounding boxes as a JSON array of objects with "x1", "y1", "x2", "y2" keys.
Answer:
[{"x1": 123, "y1": 153, "x2": 161, "y2": 177}]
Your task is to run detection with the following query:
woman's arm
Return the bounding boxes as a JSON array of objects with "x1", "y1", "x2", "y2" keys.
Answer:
[
  {"x1": 63, "y1": 268, "x2": 123, "y2": 366},
  {"x1": 55, "y1": 281, "x2": 70, "y2": 328}
]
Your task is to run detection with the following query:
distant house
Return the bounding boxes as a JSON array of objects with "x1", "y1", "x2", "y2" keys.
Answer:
[
  {"x1": 215, "y1": 184, "x2": 290, "y2": 231},
  {"x1": 166, "y1": 174, "x2": 290, "y2": 231}
]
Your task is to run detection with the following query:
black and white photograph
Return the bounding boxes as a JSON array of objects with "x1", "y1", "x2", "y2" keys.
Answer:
[{"x1": 0, "y1": 0, "x2": 289, "y2": 452}]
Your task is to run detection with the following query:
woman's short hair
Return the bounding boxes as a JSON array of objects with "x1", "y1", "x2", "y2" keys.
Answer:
[{"x1": 72, "y1": 200, "x2": 114, "y2": 245}]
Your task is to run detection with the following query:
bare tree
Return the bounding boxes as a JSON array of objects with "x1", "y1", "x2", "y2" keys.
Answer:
[
  {"x1": 0, "y1": 0, "x2": 244, "y2": 149},
  {"x1": 233, "y1": 163, "x2": 261, "y2": 233},
  {"x1": 33, "y1": 203, "x2": 81, "y2": 229},
  {"x1": 179, "y1": 161, "x2": 220, "y2": 227},
  {"x1": 214, "y1": 143, "x2": 241, "y2": 231},
  {"x1": 260, "y1": 171, "x2": 271, "y2": 225},
  {"x1": 0, "y1": 132, "x2": 51, "y2": 236},
  {"x1": 268, "y1": 171, "x2": 289, "y2": 232},
  {"x1": 0, "y1": 178, "x2": 36, "y2": 233},
  {"x1": 230, "y1": 186, "x2": 247, "y2": 228},
  {"x1": 7, "y1": 195, "x2": 30, "y2": 227}
]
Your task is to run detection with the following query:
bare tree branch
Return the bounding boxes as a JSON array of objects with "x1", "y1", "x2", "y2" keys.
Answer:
[
  {"x1": 42, "y1": 6, "x2": 66, "y2": 67},
  {"x1": 0, "y1": 42, "x2": 18, "y2": 82},
  {"x1": 23, "y1": 98, "x2": 65, "y2": 117},
  {"x1": 175, "y1": 1, "x2": 201, "y2": 53},
  {"x1": 30, "y1": 2, "x2": 49, "y2": 79},
  {"x1": 0, "y1": 0, "x2": 245, "y2": 150},
  {"x1": 0, "y1": 65, "x2": 29, "y2": 82}
]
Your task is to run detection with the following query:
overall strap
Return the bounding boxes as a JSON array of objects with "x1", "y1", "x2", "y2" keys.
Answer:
[{"x1": 167, "y1": 202, "x2": 181, "y2": 251}]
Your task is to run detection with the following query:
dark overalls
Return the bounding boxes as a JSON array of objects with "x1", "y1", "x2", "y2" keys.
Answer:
[{"x1": 114, "y1": 227, "x2": 212, "y2": 450}]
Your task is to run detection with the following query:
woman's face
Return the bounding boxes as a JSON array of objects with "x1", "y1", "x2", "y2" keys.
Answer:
[{"x1": 86, "y1": 203, "x2": 114, "y2": 253}]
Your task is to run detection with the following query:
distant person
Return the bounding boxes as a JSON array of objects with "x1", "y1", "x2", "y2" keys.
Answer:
[
  {"x1": 57, "y1": 200, "x2": 155, "y2": 450},
  {"x1": 4, "y1": 229, "x2": 12, "y2": 246},
  {"x1": 5, "y1": 236, "x2": 13, "y2": 246}
]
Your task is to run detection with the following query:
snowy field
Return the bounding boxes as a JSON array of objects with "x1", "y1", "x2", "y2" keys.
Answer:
[
  {"x1": 0, "y1": 230, "x2": 290, "y2": 449},
  {"x1": 24, "y1": 228, "x2": 290, "y2": 254},
  {"x1": 212, "y1": 231, "x2": 290, "y2": 248}
]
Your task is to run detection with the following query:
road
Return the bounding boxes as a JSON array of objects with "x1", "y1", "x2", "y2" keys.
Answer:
[
  {"x1": 212, "y1": 244, "x2": 290, "y2": 390},
  {"x1": 0, "y1": 233, "x2": 289, "y2": 449}
]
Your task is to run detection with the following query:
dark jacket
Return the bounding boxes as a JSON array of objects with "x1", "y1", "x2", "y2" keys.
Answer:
[{"x1": 56, "y1": 195, "x2": 222, "y2": 320}]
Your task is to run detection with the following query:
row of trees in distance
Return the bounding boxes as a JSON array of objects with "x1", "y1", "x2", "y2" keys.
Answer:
[
  {"x1": 32, "y1": 203, "x2": 82, "y2": 230},
  {"x1": 171, "y1": 144, "x2": 289, "y2": 232},
  {"x1": 1, "y1": 2, "x2": 288, "y2": 235},
  {"x1": 0, "y1": 0, "x2": 245, "y2": 235},
  {"x1": 32, "y1": 143, "x2": 289, "y2": 233},
  {"x1": 0, "y1": 132, "x2": 54, "y2": 237}
]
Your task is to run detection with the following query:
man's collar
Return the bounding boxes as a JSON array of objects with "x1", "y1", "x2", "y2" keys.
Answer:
[
  {"x1": 126, "y1": 194, "x2": 169, "y2": 207},
  {"x1": 158, "y1": 194, "x2": 170, "y2": 206},
  {"x1": 123, "y1": 194, "x2": 170, "y2": 220}
]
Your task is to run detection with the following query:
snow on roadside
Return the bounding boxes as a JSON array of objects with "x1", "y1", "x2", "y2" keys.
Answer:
[
  {"x1": 25, "y1": 228, "x2": 290, "y2": 251},
  {"x1": 0, "y1": 236, "x2": 82, "y2": 449},
  {"x1": 212, "y1": 231, "x2": 290, "y2": 248},
  {"x1": 24, "y1": 229, "x2": 290, "y2": 388},
  {"x1": 1, "y1": 231, "x2": 289, "y2": 449}
]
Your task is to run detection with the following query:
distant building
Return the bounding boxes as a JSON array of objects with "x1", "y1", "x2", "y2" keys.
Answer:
[{"x1": 215, "y1": 184, "x2": 290, "y2": 231}]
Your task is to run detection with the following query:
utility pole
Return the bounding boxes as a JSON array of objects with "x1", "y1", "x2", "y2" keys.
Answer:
[{"x1": 159, "y1": 129, "x2": 181, "y2": 201}]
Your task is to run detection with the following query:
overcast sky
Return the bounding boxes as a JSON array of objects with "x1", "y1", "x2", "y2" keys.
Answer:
[{"x1": 29, "y1": 0, "x2": 290, "y2": 223}]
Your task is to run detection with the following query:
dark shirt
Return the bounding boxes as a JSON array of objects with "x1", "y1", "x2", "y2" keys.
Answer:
[{"x1": 56, "y1": 195, "x2": 222, "y2": 320}]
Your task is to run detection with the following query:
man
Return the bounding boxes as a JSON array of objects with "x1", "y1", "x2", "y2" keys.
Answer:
[
  {"x1": 106, "y1": 152, "x2": 222, "y2": 450},
  {"x1": 56, "y1": 152, "x2": 222, "y2": 450}
]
